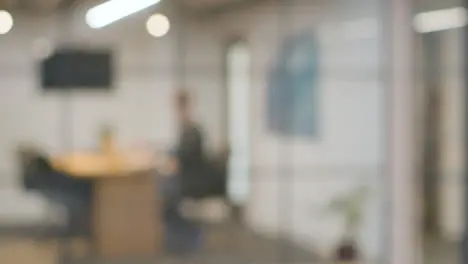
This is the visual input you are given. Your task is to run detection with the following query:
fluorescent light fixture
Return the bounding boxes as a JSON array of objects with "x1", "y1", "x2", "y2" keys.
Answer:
[
  {"x1": 146, "y1": 13, "x2": 170, "y2": 37},
  {"x1": 86, "y1": 0, "x2": 161, "y2": 29},
  {"x1": 0, "y1": 10, "x2": 13, "y2": 35},
  {"x1": 414, "y1": 7, "x2": 467, "y2": 33}
]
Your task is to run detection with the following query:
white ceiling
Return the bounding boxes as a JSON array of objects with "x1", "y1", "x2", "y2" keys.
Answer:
[
  {"x1": 181, "y1": 0, "x2": 242, "y2": 8},
  {"x1": 180, "y1": 0, "x2": 249, "y2": 12},
  {"x1": 0, "y1": 0, "x2": 67, "y2": 13},
  {"x1": 0, "y1": 0, "x2": 250, "y2": 14},
  {"x1": 416, "y1": 0, "x2": 462, "y2": 12}
]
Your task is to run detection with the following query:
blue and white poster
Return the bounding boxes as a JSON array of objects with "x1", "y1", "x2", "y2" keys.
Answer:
[{"x1": 267, "y1": 32, "x2": 319, "y2": 137}]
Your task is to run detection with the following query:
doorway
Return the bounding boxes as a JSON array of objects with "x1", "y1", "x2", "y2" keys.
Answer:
[
  {"x1": 418, "y1": 29, "x2": 463, "y2": 264},
  {"x1": 225, "y1": 40, "x2": 251, "y2": 213},
  {"x1": 421, "y1": 32, "x2": 442, "y2": 238}
]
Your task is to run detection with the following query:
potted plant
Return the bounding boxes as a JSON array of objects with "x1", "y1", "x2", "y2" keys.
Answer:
[{"x1": 329, "y1": 185, "x2": 368, "y2": 263}]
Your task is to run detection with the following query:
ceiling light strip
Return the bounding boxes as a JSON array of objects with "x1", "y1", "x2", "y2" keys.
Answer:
[
  {"x1": 86, "y1": 0, "x2": 161, "y2": 29},
  {"x1": 413, "y1": 7, "x2": 467, "y2": 33}
]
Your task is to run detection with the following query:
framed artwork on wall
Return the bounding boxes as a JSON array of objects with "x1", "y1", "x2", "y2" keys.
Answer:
[{"x1": 266, "y1": 31, "x2": 319, "y2": 137}]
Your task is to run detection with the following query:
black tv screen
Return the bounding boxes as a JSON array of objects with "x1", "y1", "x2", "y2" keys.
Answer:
[{"x1": 40, "y1": 49, "x2": 113, "y2": 89}]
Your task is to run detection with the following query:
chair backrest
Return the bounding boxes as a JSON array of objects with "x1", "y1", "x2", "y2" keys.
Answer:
[
  {"x1": 182, "y1": 151, "x2": 228, "y2": 200},
  {"x1": 17, "y1": 145, "x2": 41, "y2": 190},
  {"x1": 17, "y1": 145, "x2": 63, "y2": 192}
]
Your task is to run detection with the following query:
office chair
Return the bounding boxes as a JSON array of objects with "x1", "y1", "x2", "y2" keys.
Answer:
[{"x1": 19, "y1": 148, "x2": 93, "y2": 263}]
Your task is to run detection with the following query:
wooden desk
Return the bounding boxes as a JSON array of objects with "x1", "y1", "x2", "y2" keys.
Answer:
[{"x1": 53, "y1": 152, "x2": 162, "y2": 259}]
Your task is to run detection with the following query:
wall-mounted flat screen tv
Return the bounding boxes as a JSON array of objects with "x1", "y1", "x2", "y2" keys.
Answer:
[{"x1": 40, "y1": 48, "x2": 113, "y2": 90}]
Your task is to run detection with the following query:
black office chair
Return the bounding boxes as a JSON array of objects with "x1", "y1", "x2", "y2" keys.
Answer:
[
  {"x1": 190, "y1": 152, "x2": 228, "y2": 200},
  {"x1": 18, "y1": 148, "x2": 93, "y2": 263}
]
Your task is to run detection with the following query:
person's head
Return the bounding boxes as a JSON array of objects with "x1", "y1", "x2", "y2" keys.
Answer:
[{"x1": 175, "y1": 89, "x2": 191, "y2": 124}]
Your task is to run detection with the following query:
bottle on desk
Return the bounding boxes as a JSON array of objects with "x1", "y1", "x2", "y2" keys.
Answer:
[
  {"x1": 100, "y1": 125, "x2": 116, "y2": 155},
  {"x1": 100, "y1": 125, "x2": 124, "y2": 173}
]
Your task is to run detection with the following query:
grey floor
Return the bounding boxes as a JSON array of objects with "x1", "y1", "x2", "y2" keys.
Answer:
[
  {"x1": 0, "y1": 221, "x2": 321, "y2": 264},
  {"x1": 5, "y1": 222, "x2": 462, "y2": 264},
  {"x1": 424, "y1": 236, "x2": 459, "y2": 264}
]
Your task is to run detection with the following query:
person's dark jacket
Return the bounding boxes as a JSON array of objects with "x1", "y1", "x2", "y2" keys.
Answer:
[
  {"x1": 175, "y1": 122, "x2": 207, "y2": 199},
  {"x1": 173, "y1": 122, "x2": 230, "y2": 199}
]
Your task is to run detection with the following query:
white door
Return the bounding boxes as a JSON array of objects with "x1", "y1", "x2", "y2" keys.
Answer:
[{"x1": 226, "y1": 41, "x2": 251, "y2": 206}]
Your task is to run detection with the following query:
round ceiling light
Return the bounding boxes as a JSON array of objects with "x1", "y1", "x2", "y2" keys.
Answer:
[
  {"x1": 146, "y1": 13, "x2": 170, "y2": 37},
  {"x1": 0, "y1": 10, "x2": 13, "y2": 35}
]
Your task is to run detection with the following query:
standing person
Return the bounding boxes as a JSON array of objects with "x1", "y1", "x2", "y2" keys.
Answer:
[
  {"x1": 161, "y1": 89, "x2": 205, "y2": 254},
  {"x1": 173, "y1": 90, "x2": 206, "y2": 199}
]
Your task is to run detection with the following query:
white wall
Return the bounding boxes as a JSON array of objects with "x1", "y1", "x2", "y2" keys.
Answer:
[
  {"x1": 0, "y1": 0, "x2": 387, "y2": 260},
  {"x1": 0, "y1": 5, "x2": 229, "y2": 187},
  {"x1": 0, "y1": 10, "x2": 174, "y2": 221},
  {"x1": 204, "y1": 0, "x2": 385, "y2": 260},
  {"x1": 0, "y1": 4, "x2": 226, "y2": 222},
  {"x1": 0, "y1": 9, "x2": 173, "y2": 186}
]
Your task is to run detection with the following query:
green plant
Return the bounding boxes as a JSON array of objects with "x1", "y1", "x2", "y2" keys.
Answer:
[{"x1": 329, "y1": 185, "x2": 369, "y2": 238}]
